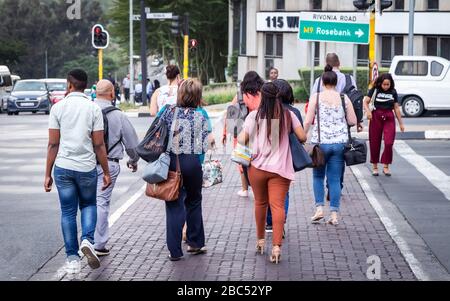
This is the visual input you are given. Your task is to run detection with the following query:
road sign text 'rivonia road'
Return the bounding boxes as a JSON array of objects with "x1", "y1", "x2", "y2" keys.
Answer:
[{"x1": 298, "y1": 12, "x2": 369, "y2": 44}]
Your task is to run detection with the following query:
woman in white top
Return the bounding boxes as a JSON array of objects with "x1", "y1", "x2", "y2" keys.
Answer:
[
  {"x1": 149, "y1": 65, "x2": 181, "y2": 116},
  {"x1": 304, "y1": 64, "x2": 357, "y2": 226}
]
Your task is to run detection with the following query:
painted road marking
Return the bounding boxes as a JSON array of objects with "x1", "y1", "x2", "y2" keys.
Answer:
[
  {"x1": 351, "y1": 166, "x2": 430, "y2": 281},
  {"x1": 394, "y1": 140, "x2": 450, "y2": 201}
]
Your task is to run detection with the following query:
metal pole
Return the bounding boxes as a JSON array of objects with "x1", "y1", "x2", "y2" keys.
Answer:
[
  {"x1": 183, "y1": 13, "x2": 189, "y2": 79},
  {"x1": 140, "y1": 0, "x2": 148, "y2": 106},
  {"x1": 353, "y1": 44, "x2": 357, "y2": 82},
  {"x1": 369, "y1": 6, "x2": 376, "y2": 87},
  {"x1": 98, "y1": 49, "x2": 103, "y2": 80},
  {"x1": 310, "y1": 41, "x2": 315, "y2": 97},
  {"x1": 129, "y1": 0, "x2": 134, "y2": 104},
  {"x1": 408, "y1": 0, "x2": 415, "y2": 55},
  {"x1": 45, "y1": 50, "x2": 48, "y2": 78}
]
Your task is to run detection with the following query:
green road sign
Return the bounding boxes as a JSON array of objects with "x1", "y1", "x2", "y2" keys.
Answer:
[{"x1": 299, "y1": 12, "x2": 370, "y2": 45}]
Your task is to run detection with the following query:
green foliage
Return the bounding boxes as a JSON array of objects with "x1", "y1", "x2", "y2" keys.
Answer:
[
  {"x1": 108, "y1": 0, "x2": 229, "y2": 84},
  {"x1": 298, "y1": 67, "x2": 390, "y2": 99},
  {"x1": 203, "y1": 92, "x2": 235, "y2": 105},
  {"x1": 119, "y1": 102, "x2": 139, "y2": 111},
  {"x1": 0, "y1": 0, "x2": 119, "y2": 81},
  {"x1": 61, "y1": 56, "x2": 118, "y2": 86},
  {"x1": 227, "y1": 51, "x2": 238, "y2": 80}
]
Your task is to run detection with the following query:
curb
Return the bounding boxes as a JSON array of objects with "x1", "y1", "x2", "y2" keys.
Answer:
[{"x1": 355, "y1": 131, "x2": 450, "y2": 140}]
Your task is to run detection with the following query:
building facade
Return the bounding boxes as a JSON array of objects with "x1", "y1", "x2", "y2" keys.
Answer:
[{"x1": 228, "y1": 0, "x2": 450, "y2": 80}]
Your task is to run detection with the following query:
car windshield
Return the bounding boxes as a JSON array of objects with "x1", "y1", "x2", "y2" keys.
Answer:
[
  {"x1": 47, "y1": 82, "x2": 67, "y2": 91},
  {"x1": 13, "y1": 81, "x2": 47, "y2": 92}
]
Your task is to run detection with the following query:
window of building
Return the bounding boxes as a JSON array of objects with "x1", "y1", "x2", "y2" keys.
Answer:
[
  {"x1": 276, "y1": 0, "x2": 285, "y2": 10},
  {"x1": 381, "y1": 36, "x2": 404, "y2": 67},
  {"x1": 314, "y1": 42, "x2": 320, "y2": 66},
  {"x1": 394, "y1": 0, "x2": 404, "y2": 10},
  {"x1": 265, "y1": 33, "x2": 283, "y2": 58},
  {"x1": 311, "y1": 0, "x2": 322, "y2": 10},
  {"x1": 426, "y1": 37, "x2": 450, "y2": 60},
  {"x1": 428, "y1": 0, "x2": 439, "y2": 10},
  {"x1": 239, "y1": 0, "x2": 247, "y2": 55},
  {"x1": 431, "y1": 61, "x2": 444, "y2": 76},
  {"x1": 395, "y1": 61, "x2": 428, "y2": 76},
  {"x1": 357, "y1": 44, "x2": 369, "y2": 66}
]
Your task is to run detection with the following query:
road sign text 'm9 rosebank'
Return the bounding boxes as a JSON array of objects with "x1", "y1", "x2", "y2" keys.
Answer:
[{"x1": 299, "y1": 12, "x2": 369, "y2": 44}]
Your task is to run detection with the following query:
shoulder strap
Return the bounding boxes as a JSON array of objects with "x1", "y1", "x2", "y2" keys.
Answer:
[
  {"x1": 343, "y1": 74, "x2": 353, "y2": 92},
  {"x1": 102, "y1": 106, "x2": 120, "y2": 115},
  {"x1": 340, "y1": 94, "x2": 351, "y2": 142},
  {"x1": 316, "y1": 77, "x2": 321, "y2": 144}
]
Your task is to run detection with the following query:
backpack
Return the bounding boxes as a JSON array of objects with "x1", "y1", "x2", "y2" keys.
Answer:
[
  {"x1": 343, "y1": 74, "x2": 364, "y2": 123},
  {"x1": 102, "y1": 106, "x2": 122, "y2": 155},
  {"x1": 226, "y1": 89, "x2": 248, "y2": 138}
]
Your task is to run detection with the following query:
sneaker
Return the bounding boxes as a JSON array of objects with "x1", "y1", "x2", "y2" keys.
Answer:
[
  {"x1": 65, "y1": 259, "x2": 81, "y2": 274},
  {"x1": 80, "y1": 239, "x2": 101, "y2": 269},
  {"x1": 265, "y1": 225, "x2": 273, "y2": 233},
  {"x1": 237, "y1": 190, "x2": 248, "y2": 198},
  {"x1": 168, "y1": 255, "x2": 183, "y2": 261},
  {"x1": 95, "y1": 248, "x2": 110, "y2": 257},
  {"x1": 187, "y1": 246, "x2": 207, "y2": 255}
]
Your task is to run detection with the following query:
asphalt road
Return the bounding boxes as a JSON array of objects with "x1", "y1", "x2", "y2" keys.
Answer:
[{"x1": 0, "y1": 112, "x2": 150, "y2": 280}]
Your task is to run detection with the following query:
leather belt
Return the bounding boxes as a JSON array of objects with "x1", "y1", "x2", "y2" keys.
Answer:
[{"x1": 108, "y1": 158, "x2": 120, "y2": 163}]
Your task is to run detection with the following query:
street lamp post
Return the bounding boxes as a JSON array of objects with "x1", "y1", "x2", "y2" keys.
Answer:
[
  {"x1": 129, "y1": 0, "x2": 134, "y2": 104},
  {"x1": 408, "y1": 0, "x2": 415, "y2": 55},
  {"x1": 140, "y1": 0, "x2": 148, "y2": 106}
]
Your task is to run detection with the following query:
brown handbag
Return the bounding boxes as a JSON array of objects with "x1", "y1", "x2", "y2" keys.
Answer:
[
  {"x1": 145, "y1": 154, "x2": 182, "y2": 201},
  {"x1": 305, "y1": 78, "x2": 325, "y2": 168}
]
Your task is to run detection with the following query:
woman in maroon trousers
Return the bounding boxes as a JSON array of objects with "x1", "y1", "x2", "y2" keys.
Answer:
[{"x1": 364, "y1": 73, "x2": 405, "y2": 177}]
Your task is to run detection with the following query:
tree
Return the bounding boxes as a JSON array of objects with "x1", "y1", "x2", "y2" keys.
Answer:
[{"x1": 108, "y1": 0, "x2": 229, "y2": 84}]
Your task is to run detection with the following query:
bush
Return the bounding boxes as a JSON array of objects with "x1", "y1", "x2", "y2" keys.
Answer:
[
  {"x1": 203, "y1": 92, "x2": 235, "y2": 105},
  {"x1": 298, "y1": 67, "x2": 389, "y2": 99}
]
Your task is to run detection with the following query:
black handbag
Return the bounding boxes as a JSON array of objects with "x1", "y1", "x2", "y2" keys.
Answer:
[
  {"x1": 289, "y1": 132, "x2": 312, "y2": 172},
  {"x1": 341, "y1": 96, "x2": 367, "y2": 166},
  {"x1": 136, "y1": 105, "x2": 171, "y2": 162}
]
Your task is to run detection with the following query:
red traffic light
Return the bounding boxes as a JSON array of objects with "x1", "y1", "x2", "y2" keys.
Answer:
[
  {"x1": 92, "y1": 24, "x2": 110, "y2": 49},
  {"x1": 94, "y1": 27, "x2": 102, "y2": 35}
]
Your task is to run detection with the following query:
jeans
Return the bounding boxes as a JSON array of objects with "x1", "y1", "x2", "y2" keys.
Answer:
[
  {"x1": 313, "y1": 144, "x2": 345, "y2": 212},
  {"x1": 165, "y1": 154, "x2": 205, "y2": 258},
  {"x1": 54, "y1": 166, "x2": 98, "y2": 260},
  {"x1": 266, "y1": 192, "x2": 289, "y2": 226},
  {"x1": 94, "y1": 161, "x2": 121, "y2": 250}
]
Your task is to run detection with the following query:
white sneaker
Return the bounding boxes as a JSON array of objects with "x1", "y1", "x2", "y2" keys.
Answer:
[
  {"x1": 65, "y1": 259, "x2": 81, "y2": 274},
  {"x1": 237, "y1": 190, "x2": 249, "y2": 198},
  {"x1": 80, "y1": 239, "x2": 101, "y2": 269}
]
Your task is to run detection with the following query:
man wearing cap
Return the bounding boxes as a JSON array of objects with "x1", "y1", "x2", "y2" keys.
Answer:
[
  {"x1": 93, "y1": 80, "x2": 140, "y2": 257},
  {"x1": 45, "y1": 69, "x2": 112, "y2": 274}
]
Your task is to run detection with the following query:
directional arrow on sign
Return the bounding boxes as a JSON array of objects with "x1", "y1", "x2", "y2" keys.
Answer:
[{"x1": 355, "y1": 29, "x2": 364, "y2": 38}]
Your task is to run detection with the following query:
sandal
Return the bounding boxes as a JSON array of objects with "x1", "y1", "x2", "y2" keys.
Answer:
[{"x1": 383, "y1": 166, "x2": 392, "y2": 177}]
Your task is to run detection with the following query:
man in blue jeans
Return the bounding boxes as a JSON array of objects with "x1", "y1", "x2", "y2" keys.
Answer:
[{"x1": 45, "y1": 69, "x2": 112, "y2": 274}]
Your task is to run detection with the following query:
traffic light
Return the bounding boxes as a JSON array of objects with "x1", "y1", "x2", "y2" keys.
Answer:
[
  {"x1": 189, "y1": 39, "x2": 198, "y2": 49},
  {"x1": 171, "y1": 16, "x2": 181, "y2": 35},
  {"x1": 353, "y1": 0, "x2": 373, "y2": 10},
  {"x1": 92, "y1": 24, "x2": 109, "y2": 49}
]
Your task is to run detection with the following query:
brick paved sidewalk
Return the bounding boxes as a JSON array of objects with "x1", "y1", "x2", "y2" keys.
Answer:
[{"x1": 31, "y1": 156, "x2": 416, "y2": 281}]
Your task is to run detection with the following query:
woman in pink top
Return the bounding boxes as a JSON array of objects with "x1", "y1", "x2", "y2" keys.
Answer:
[
  {"x1": 238, "y1": 82, "x2": 306, "y2": 264},
  {"x1": 223, "y1": 71, "x2": 264, "y2": 198}
]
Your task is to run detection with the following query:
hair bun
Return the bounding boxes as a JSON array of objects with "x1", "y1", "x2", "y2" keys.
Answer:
[{"x1": 324, "y1": 64, "x2": 333, "y2": 72}]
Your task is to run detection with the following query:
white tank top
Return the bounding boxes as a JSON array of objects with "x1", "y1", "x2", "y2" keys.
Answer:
[{"x1": 157, "y1": 85, "x2": 178, "y2": 110}]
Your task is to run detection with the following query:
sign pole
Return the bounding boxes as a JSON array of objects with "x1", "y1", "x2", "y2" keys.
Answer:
[
  {"x1": 353, "y1": 44, "x2": 357, "y2": 82},
  {"x1": 129, "y1": 0, "x2": 134, "y2": 104},
  {"x1": 310, "y1": 41, "x2": 315, "y2": 97},
  {"x1": 140, "y1": 0, "x2": 148, "y2": 106},
  {"x1": 98, "y1": 49, "x2": 103, "y2": 80},
  {"x1": 369, "y1": 7, "x2": 376, "y2": 88}
]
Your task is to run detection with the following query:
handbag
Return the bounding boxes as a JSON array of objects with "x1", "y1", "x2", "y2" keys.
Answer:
[
  {"x1": 145, "y1": 155, "x2": 182, "y2": 201},
  {"x1": 369, "y1": 88, "x2": 377, "y2": 112},
  {"x1": 305, "y1": 78, "x2": 325, "y2": 168},
  {"x1": 136, "y1": 105, "x2": 170, "y2": 162},
  {"x1": 289, "y1": 131, "x2": 312, "y2": 172},
  {"x1": 231, "y1": 143, "x2": 252, "y2": 167},
  {"x1": 145, "y1": 107, "x2": 183, "y2": 201},
  {"x1": 341, "y1": 95, "x2": 367, "y2": 166},
  {"x1": 142, "y1": 107, "x2": 179, "y2": 184},
  {"x1": 202, "y1": 151, "x2": 223, "y2": 188}
]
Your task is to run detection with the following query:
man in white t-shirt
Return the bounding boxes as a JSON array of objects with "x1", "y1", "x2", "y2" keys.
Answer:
[
  {"x1": 44, "y1": 69, "x2": 112, "y2": 275},
  {"x1": 122, "y1": 74, "x2": 131, "y2": 101}
]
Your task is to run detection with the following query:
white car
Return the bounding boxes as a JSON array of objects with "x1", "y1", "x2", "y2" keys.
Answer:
[
  {"x1": 151, "y1": 58, "x2": 162, "y2": 67},
  {"x1": 390, "y1": 55, "x2": 450, "y2": 117}
]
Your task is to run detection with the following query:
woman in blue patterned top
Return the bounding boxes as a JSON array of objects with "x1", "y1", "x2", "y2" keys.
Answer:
[{"x1": 159, "y1": 78, "x2": 214, "y2": 261}]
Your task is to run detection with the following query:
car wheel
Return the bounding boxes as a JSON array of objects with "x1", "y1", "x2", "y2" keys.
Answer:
[
  {"x1": 45, "y1": 111, "x2": 50, "y2": 115},
  {"x1": 32, "y1": 111, "x2": 37, "y2": 114},
  {"x1": 402, "y1": 96, "x2": 424, "y2": 117},
  {"x1": 7, "y1": 112, "x2": 13, "y2": 116},
  {"x1": 14, "y1": 112, "x2": 19, "y2": 115}
]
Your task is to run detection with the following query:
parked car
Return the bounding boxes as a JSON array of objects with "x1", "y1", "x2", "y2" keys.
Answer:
[
  {"x1": 0, "y1": 65, "x2": 13, "y2": 114},
  {"x1": 390, "y1": 55, "x2": 450, "y2": 117},
  {"x1": 41, "y1": 78, "x2": 67, "y2": 104},
  {"x1": 7, "y1": 80, "x2": 51, "y2": 115},
  {"x1": 151, "y1": 58, "x2": 163, "y2": 67}
]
